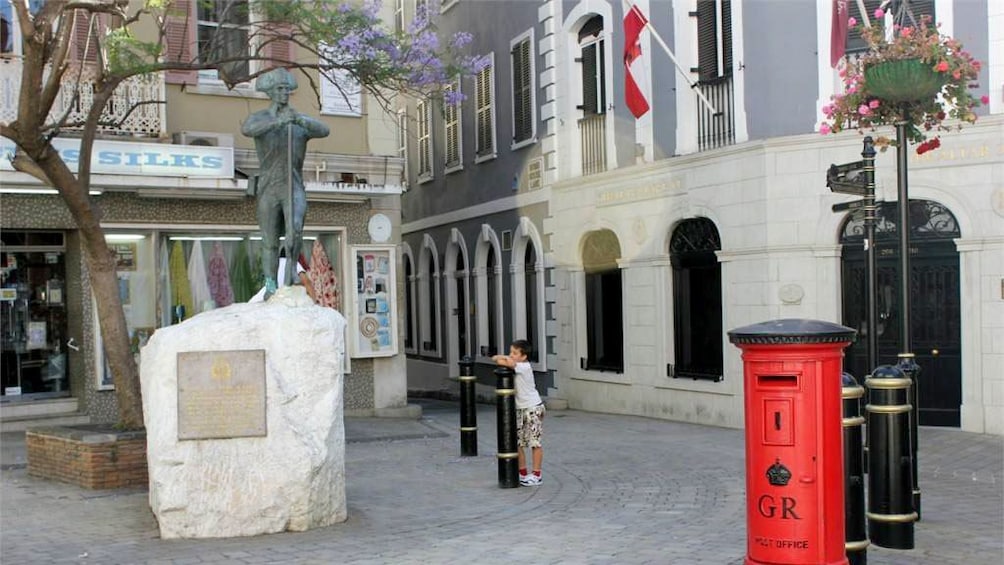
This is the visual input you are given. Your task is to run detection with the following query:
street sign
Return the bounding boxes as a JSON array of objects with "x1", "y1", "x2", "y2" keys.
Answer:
[{"x1": 827, "y1": 160, "x2": 869, "y2": 196}]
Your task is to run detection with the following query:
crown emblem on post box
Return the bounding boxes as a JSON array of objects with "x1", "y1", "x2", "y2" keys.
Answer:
[{"x1": 766, "y1": 459, "x2": 792, "y2": 486}]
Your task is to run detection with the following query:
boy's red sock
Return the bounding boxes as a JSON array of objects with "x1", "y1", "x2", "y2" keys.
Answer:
[
  {"x1": 519, "y1": 468, "x2": 528, "y2": 476},
  {"x1": 533, "y1": 470, "x2": 541, "y2": 477}
]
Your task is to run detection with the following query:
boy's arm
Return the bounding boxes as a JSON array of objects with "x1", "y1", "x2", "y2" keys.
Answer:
[{"x1": 492, "y1": 355, "x2": 515, "y2": 368}]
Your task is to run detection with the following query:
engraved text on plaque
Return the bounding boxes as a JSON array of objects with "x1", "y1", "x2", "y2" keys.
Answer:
[{"x1": 177, "y1": 350, "x2": 267, "y2": 440}]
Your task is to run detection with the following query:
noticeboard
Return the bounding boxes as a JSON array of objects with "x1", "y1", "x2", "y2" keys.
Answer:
[{"x1": 351, "y1": 245, "x2": 398, "y2": 357}]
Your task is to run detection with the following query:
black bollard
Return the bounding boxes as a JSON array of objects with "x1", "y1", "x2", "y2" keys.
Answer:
[
  {"x1": 842, "y1": 372, "x2": 868, "y2": 565},
  {"x1": 896, "y1": 353, "x2": 921, "y2": 520},
  {"x1": 865, "y1": 364, "x2": 916, "y2": 549},
  {"x1": 494, "y1": 366, "x2": 519, "y2": 488},
  {"x1": 459, "y1": 356, "x2": 478, "y2": 457}
]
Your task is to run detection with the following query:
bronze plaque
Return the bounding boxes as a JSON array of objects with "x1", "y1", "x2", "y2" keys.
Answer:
[{"x1": 177, "y1": 350, "x2": 267, "y2": 440}]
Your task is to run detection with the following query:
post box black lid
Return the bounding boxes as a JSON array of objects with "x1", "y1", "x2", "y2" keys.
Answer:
[{"x1": 728, "y1": 318, "x2": 856, "y2": 345}]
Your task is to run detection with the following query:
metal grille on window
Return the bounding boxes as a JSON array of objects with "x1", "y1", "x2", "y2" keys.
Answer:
[
  {"x1": 695, "y1": 0, "x2": 734, "y2": 151},
  {"x1": 476, "y1": 61, "x2": 494, "y2": 156},
  {"x1": 512, "y1": 38, "x2": 533, "y2": 143},
  {"x1": 444, "y1": 83, "x2": 461, "y2": 168}
]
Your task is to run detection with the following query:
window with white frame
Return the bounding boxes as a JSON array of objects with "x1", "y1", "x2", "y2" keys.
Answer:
[
  {"x1": 393, "y1": 0, "x2": 405, "y2": 34},
  {"x1": 510, "y1": 29, "x2": 536, "y2": 148},
  {"x1": 416, "y1": 98, "x2": 433, "y2": 181},
  {"x1": 397, "y1": 109, "x2": 409, "y2": 188},
  {"x1": 578, "y1": 16, "x2": 606, "y2": 116},
  {"x1": 476, "y1": 228, "x2": 504, "y2": 358},
  {"x1": 695, "y1": 0, "x2": 732, "y2": 82},
  {"x1": 582, "y1": 229, "x2": 623, "y2": 373},
  {"x1": 444, "y1": 80, "x2": 463, "y2": 171},
  {"x1": 474, "y1": 53, "x2": 497, "y2": 160},
  {"x1": 197, "y1": 0, "x2": 253, "y2": 83}
]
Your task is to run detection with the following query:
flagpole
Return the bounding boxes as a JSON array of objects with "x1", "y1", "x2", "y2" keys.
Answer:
[{"x1": 622, "y1": 1, "x2": 717, "y2": 114}]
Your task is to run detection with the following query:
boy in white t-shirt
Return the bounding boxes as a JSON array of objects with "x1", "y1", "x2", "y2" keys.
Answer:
[{"x1": 493, "y1": 340, "x2": 545, "y2": 486}]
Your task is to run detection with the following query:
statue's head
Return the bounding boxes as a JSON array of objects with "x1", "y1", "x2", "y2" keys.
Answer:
[{"x1": 256, "y1": 68, "x2": 298, "y2": 97}]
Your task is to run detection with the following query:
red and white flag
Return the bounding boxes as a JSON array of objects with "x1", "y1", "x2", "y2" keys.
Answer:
[
  {"x1": 623, "y1": 4, "x2": 650, "y2": 119},
  {"x1": 830, "y1": 0, "x2": 849, "y2": 67}
]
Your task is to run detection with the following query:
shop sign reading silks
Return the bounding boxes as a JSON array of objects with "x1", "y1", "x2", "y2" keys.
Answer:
[{"x1": 0, "y1": 136, "x2": 234, "y2": 179}]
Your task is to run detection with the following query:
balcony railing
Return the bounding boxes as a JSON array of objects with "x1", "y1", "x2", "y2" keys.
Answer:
[
  {"x1": 579, "y1": 113, "x2": 607, "y2": 176},
  {"x1": 0, "y1": 57, "x2": 165, "y2": 137},
  {"x1": 696, "y1": 75, "x2": 735, "y2": 152}
]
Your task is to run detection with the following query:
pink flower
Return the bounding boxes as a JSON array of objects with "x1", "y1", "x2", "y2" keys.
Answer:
[
  {"x1": 848, "y1": 17, "x2": 857, "y2": 27},
  {"x1": 858, "y1": 104, "x2": 872, "y2": 116},
  {"x1": 935, "y1": 60, "x2": 949, "y2": 72},
  {"x1": 874, "y1": 8, "x2": 884, "y2": 19},
  {"x1": 819, "y1": 123, "x2": 831, "y2": 135},
  {"x1": 981, "y1": 95, "x2": 990, "y2": 105},
  {"x1": 901, "y1": 27, "x2": 913, "y2": 38},
  {"x1": 869, "y1": 99, "x2": 880, "y2": 109}
]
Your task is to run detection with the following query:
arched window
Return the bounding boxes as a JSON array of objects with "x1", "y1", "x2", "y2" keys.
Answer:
[
  {"x1": 456, "y1": 250, "x2": 469, "y2": 358},
  {"x1": 403, "y1": 249, "x2": 416, "y2": 353},
  {"x1": 582, "y1": 229, "x2": 622, "y2": 372},
  {"x1": 475, "y1": 225, "x2": 504, "y2": 358},
  {"x1": 670, "y1": 218, "x2": 723, "y2": 381},
  {"x1": 419, "y1": 235, "x2": 441, "y2": 357},
  {"x1": 511, "y1": 218, "x2": 545, "y2": 367}
]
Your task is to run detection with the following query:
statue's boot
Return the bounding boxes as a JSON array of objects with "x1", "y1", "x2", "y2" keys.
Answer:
[{"x1": 264, "y1": 277, "x2": 278, "y2": 300}]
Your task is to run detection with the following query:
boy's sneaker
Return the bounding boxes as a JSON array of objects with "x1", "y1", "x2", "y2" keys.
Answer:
[{"x1": 521, "y1": 474, "x2": 542, "y2": 486}]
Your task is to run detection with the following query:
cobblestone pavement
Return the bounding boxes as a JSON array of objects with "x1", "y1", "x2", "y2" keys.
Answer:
[{"x1": 1, "y1": 400, "x2": 1001, "y2": 564}]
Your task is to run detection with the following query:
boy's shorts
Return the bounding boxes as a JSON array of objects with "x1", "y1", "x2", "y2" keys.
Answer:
[{"x1": 516, "y1": 404, "x2": 545, "y2": 448}]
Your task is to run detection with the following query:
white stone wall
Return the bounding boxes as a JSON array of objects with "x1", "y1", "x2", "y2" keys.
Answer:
[{"x1": 547, "y1": 115, "x2": 1004, "y2": 433}]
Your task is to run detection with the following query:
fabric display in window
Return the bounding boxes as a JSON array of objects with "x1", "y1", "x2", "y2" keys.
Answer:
[
  {"x1": 308, "y1": 239, "x2": 340, "y2": 311},
  {"x1": 231, "y1": 239, "x2": 256, "y2": 303},
  {"x1": 157, "y1": 239, "x2": 169, "y2": 325},
  {"x1": 187, "y1": 240, "x2": 213, "y2": 313},
  {"x1": 207, "y1": 241, "x2": 234, "y2": 308},
  {"x1": 169, "y1": 240, "x2": 194, "y2": 319}
]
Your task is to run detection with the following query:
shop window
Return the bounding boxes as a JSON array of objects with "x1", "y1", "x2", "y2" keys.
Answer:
[
  {"x1": 1, "y1": 231, "x2": 69, "y2": 399},
  {"x1": 669, "y1": 218, "x2": 723, "y2": 381},
  {"x1": 582, "y1": 229, "x2": 622, "y2": 372}
]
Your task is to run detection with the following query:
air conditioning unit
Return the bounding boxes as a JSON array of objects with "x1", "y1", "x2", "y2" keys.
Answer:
[{"x1": 172, "y1": 131, "x2": 234, "y2": 147}]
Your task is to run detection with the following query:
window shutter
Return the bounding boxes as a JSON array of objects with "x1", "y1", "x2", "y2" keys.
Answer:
[
  {"x1": 512, "y1": 39, "x2": 532, "y2": 143},
  {"x1": 72, "y1": 9, "x2": 106, "y2": 62},
  {"x1": 721, "y1": 0, "x2": 732, "y2": 77},
  {"x1": 909, "y1": 0, "x2": 936, "y2": 23},
  {"x1": 696, "y1": 0, "x2": 718, "y2": 81},
  {"x1": 580, "y1": 42, "x2": 598, "y2": 115},
  {"x1": 476, "y1": 63, "x2": 494, "y2": 156},
  {"x1": 444, "y1": 84, "x2": 460, "y2": 167},
  {"x1": 265, "y1": 24, "x2": 295, "y2": 70},
  {"x1": 165, "y1": 0, "x2": 197, "y2": 84},
  {"x1": 846, "y1": 0, "x2": 883, "y2": 53}
]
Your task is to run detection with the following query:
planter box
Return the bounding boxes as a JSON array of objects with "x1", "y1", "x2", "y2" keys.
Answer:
[{"x1": 26, "y1": 426, "x2": 147, "y2": 490}]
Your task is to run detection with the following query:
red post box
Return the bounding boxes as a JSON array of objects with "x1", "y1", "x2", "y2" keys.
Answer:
[{"x1": 728, "y1": 319, "x2": 856, "y2": 565}]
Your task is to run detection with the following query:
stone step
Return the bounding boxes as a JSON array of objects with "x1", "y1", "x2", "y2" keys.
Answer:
[{"x1": 0, "y1": 398, "x2": 90, "y2": 432}]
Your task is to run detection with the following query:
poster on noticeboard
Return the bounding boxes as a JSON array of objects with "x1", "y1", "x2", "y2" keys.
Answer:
[{"x1": 351, "y1": 245, "x2": 397, "y2": 357}]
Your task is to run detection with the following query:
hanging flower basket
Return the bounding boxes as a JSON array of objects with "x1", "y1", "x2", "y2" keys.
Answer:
[{"x1": 864, "y1": 58, "x2": 945, "y2": 103}]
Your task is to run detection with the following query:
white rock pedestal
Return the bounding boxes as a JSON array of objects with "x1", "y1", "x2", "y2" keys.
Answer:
[{"x1": 140, "y1": 287, "x2": 347, "y2": 539}]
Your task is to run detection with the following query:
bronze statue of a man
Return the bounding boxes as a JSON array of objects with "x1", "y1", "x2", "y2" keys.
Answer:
[{"x1": 241, "y1": 68, "x2": 330, "y2": 297}]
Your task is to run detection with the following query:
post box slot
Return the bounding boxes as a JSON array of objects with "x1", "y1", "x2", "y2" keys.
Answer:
[
  {"x1": 763, "y1": 398, "x2": 794, "y2": 445},
  {"x1": 757, "y1": 374, "x2": 798, "y2": 388}
]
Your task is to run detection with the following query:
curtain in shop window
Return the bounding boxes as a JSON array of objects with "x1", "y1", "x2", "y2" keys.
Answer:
[
  {"x1": 308, "y1": 239, "x2": 340, "y2": 311},
  {"x1": 231, "y1": 239, "x2": 256, "y2": 303},
  {"x1": 207, "y1": 242, "x2": 234, "y2": 308},
  {"x1": 188, "y1": 240, "x2": 213, "y2": 313},
  {"x1": 158, "y1": 239, "x2": 170, "y2": 326},
  {"x1": 169, "y1": 240, "x2": 195, "y2": 320}
]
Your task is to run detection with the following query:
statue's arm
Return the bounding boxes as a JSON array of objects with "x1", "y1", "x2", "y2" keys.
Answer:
[
  {"x1": 296, "y1": 114, "x2": 331, "y2": 139},
  {"x1": 241, "y1": 111, "x2": 281, "y2": 138}
]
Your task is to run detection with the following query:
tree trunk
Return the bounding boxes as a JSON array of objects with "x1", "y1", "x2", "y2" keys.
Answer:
[{"x1": 32, "y1": 146, "x2": 145, "y2": 430}]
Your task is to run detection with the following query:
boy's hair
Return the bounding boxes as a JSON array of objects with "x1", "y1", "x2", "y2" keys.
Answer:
[{"x1": 511, "y1": 339, "x2": 532, "y2": 358}]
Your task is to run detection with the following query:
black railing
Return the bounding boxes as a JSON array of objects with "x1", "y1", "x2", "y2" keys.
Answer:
[{"x1": 696, "y1": 75, "x2": 735, "y2": 152}]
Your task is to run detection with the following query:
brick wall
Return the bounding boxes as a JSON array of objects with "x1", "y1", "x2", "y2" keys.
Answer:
[{"x1": 26, "y1": 428, "x2": 147, "y2": 490}]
